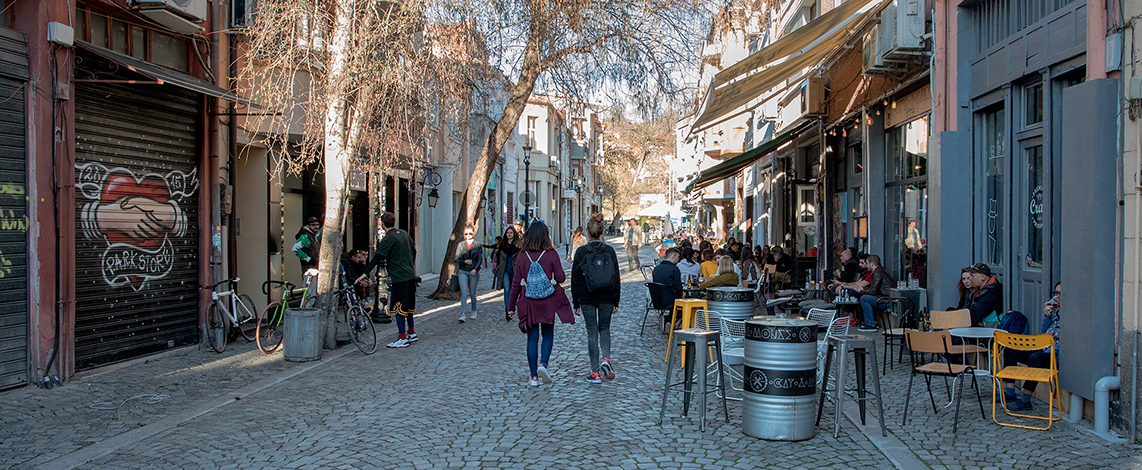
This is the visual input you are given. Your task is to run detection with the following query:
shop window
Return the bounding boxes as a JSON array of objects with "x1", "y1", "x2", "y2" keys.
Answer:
[
  {"x1": 1024, "y1": 81, "x2": 1043, "y2": 127},
  {"x1": 887, "y1": 116, "x2": 929, "y2": 182},
  {"x1": 91, "y1": 12, "x2": 108, "y2": 47},
  {"x1": 981, "y1": 107, "x2": 1005, "y2": 266},
  {"x1": 111, "y1": 19, "x2": 128, "y2": 54},
  {"x1": 150, "y1": 32, "x2": 190, "y2": 73}
]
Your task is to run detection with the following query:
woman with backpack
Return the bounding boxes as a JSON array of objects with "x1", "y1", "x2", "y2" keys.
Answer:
[
  {"x1": 508, "y1": 223, "x2": 575, "y2": 386},
  {"x1": 571, "y1": 213, "x2": 621, "y2": 384}
]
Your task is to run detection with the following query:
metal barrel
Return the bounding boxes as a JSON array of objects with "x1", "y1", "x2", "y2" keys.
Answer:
[
  {"x1": 283, "y1": 308, "x2": 321, "y2": 362},
  {"x1": 706, "y1": 287, "x2": 755, "y2": 320},
  {"x1": 742, "y1": 318, "x2": 818, "y2": 441}
]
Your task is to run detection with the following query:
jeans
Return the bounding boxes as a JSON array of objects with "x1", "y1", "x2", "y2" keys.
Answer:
[
  {"x1": 859, "y1": 294, "x2": 891, "y2": 328},
  {"x1": 459, "y1": 270, "x2": 479, "y2": 313},
  {"x1": 526, "y1": 323, "x2": 554, "y2": 378},
  {"x1": 1003, "y1": 347, "x2": 1052, "y2": 393},
  {"x1": 502, "y1": 269, "x2": 513, "y2": 311},
  {"x1": 581, "y1": 304, "x2": 613, "y2": 373}
]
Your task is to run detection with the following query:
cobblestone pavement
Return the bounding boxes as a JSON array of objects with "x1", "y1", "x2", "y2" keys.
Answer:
[{"x1": 1, "y1": 239, "x2": 1139, "y2": 469}]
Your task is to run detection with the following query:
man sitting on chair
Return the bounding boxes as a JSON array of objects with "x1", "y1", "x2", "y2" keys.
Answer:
[
  {"x1": 651, "y1": 247, "x2": 684, "y2": 317},
  {"x1": 856, "y1": 255, "x2": 895, "y2": 332}
]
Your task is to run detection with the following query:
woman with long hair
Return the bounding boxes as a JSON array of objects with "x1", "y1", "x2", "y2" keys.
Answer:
[
  {"x1": 496, "y1": 226, "x2": 521, "y2": 320},
  {"x1": 700, "y1": 249, "x2": 718, "y2": 278},
  {"x1": 739, "y1": 250, "x2": 762, "y2": 287},
  {"x1": 570, "y1": 213, "x2": 621, "y2": 383},
  {"x1": 955, "y1": 267, "x2": 974, "y2": 309},
  {"x1": 700, "y1": 256, "x2": 740, "y2": 289},
  {"x1": 455, "y1": 224, "x2": 482, "y2": 322},
  {"x1": 508, "y1": 223, "x2": 575, "y2": 386},
  {"x1": 569, "y1": 226, "x2": 586, "y2": 261}
]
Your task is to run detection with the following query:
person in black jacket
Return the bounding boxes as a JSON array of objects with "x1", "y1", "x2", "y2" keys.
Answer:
[
  {"x1": 651, "y1": 247, "x2": 684, "y2": 314},
  {"x1": 456, "y1": 224, "x2": 483, "y2": 323},
  {"x1": 964, "y1": 263, "x2": 1004, "y2": 326},
  {"x1": 571, "y1": 213, "x2": 621, "y2": 383},
  {"x1": 829, "y1": 247, "x2": 861, "y2": 295}
]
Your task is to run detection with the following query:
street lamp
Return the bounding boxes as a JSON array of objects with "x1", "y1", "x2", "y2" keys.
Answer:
[
  {"x1": 522, "y1": 132, "x2": 532, "y2": 226},
  {"x1": 417, "y1": 167, "x2": 442, "y2": 208}
]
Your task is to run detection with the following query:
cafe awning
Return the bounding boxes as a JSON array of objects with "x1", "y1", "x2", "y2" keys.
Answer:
[
  {"x1": 685, "y1": 120, "x2": 814, "y2": 194},
  {"x1": 689, "y1": 1, "x2": 880, "y2": 134},
  {"x1": 76, "y1": 41, "x2": 257, "y2": 107}
]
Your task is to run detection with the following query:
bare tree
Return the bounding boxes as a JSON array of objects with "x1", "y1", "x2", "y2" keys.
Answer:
[
  {"x1": 239, "y1": 0, "x2": 487, "y2": 347},
  {"x1": 426, "y1": 0, "x2": 711, "y2": 299},
  {"x1": 596, "y1": 109, "x2": 680, "y2": 220}
]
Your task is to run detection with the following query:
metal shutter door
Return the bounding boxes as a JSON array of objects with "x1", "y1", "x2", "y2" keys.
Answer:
[
  {"x1": 74, "y1": 81, "x2": 200, "y2": 370},
  {"x1": 0, "y1": 27, "x2": 27, "y2": 390}
]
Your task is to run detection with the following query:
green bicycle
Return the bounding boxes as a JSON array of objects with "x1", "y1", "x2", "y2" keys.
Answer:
[{"x1": 256, "y1": 279, "x2": 313, "y2": 354}]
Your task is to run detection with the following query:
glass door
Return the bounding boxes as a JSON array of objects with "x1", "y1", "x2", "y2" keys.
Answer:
[{"x1": 1015, "y1": 139, "x2": 1045, "y2": 317}]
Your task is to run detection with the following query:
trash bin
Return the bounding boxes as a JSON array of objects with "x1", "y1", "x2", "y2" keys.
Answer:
[
  {"x1": 706, "y1": 287, "x2": 755, "y2": 320},
  {"x1": 742, "y1": 318, "x2": 817, "y2": 441},
  {"x1": 283, "y1": 307, "x2": 320, "y2": 362}
]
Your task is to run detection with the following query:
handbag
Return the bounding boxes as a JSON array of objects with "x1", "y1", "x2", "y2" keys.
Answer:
[{"x1": 448, "y1": 273, "x2": 460, "y2": 292}]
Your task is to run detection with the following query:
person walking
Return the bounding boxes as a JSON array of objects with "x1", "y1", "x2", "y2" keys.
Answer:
[
  {"x1": 495, "y1": 226, "x2": 521, "y2": 321},
  {"x1": 455, "y1": 224, "x2": 483, "y2": 323},
  {"x1": 358, "y1": 212, "x2": 419, "y2": 348},
  {"x1": 623, "y1": 218, "x2": 643, "y2": 272},
  {"x1": 508, "y1": 223, "x2": 575, "y2": 386},
  {"x1": 571, "y1": 213, "x2": 621, "y2": 384}
]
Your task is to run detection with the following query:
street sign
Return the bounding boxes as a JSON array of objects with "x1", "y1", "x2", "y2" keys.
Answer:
[
  {"x1": 563, "y1": 189, "x2": 576, "y2": 199},
  {"x1": 521, "y1": 190, "x2": 535, "y2": 206}
]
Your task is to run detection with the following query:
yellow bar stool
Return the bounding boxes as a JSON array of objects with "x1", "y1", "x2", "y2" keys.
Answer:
[{"x1": 665, "y1": 298, "x2": 707, "y2": 363}]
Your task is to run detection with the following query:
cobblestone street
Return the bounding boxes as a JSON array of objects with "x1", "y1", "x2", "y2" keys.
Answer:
[{"x1": 2, "y1": 240, "x2": 1140, "y2": 469}]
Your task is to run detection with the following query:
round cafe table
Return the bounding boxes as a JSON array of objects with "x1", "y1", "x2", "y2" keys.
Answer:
[{"x1": 949, "y1": 327, "x2": 1001, "y2": 376}]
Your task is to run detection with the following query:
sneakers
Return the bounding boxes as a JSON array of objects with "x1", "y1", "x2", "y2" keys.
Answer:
[
  {"x1": 528, "y1": 377, "x2": 540, "y2": 387},
  {"x1": 458, "y1": 313, "x2": 467, "y2": 323},
  {"x1": 537, "y1": 365, "x2": 553, "y2": 384},
  {"x1": 857, "y1": 325, "x2": 878, "y2": 332},
  {"x1": 386, "y1": 338, "x2": 410, "y2": 348},
  {"x1": 406, "y1": 333, "x2": 418, "y2": 343},
  {"x1": 586, "y1": 372, "x2": 603, "y2": 384},
  {"x1": 600, "y1": 358, "x2": 616, "y2": 380},
  {"x1": 469, "y1": 310, "x2": 478, "y2": 319},
  {"x1": 1007, "y1": 399, "x2": 1033, "y2": 411}
]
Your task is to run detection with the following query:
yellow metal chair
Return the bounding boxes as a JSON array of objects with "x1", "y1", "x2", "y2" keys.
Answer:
[
  {"x1": 665, "y1": 299, "x2": 707, "y2": 363},
  {"x1": 991, "y1": 331, "x2": 1059, "y2": 430}
]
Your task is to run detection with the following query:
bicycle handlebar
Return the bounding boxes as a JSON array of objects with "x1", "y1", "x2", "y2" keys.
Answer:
[
  {"x1": 199, "y1": 277, "x2": 240, "y2": 290},
  {"x1": 261, "y1": 280, "x2": 296, "y2": 296}
]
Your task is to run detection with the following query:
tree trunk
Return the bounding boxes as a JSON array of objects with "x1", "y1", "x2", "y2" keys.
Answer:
[
  {"x1": 428, "y1": 31, "x2": 546, "y2": 300},
  {"x1": 314, "y1": 0, "x2": 360, "y2": 349}
]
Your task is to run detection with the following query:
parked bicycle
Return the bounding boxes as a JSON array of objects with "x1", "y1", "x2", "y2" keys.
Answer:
[
  {"x1": 256, "y1": 279, "x2": 312, "y2": 354},
  {"x1": 199, "y1": 278, "x2": 258, "y2": 353},
  {"x1": 339, "y1": 267, "x2": 377, "y2": 354}
]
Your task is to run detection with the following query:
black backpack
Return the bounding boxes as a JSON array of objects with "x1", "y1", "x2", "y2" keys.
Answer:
[{"x1": 580, "y1": 241, "x2": 617, "y2": 293}]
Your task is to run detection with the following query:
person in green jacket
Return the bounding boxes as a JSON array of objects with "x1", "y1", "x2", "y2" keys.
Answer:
[
  {"x1": 357, "y1": 212, "x2": 418, "y2": 348},
  {"x1": 293, "y1": 216, "x2": 322, "y2": 271}
]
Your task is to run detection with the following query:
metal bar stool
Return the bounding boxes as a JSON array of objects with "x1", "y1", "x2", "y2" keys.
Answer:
[
  {"x1": 657, "y1": 328, "x2": 729, "y2": 431},
  {"x1": 665, "y1": 299, "x2": 707, "y2": 363},
  {"x1": 815, "y1": 334, "x2": 888, "y2": 438}
]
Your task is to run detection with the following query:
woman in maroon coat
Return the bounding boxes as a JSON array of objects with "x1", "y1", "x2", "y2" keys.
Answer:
[{"x1": 508, "y1": 223, "x2": 575, "y2": 387}]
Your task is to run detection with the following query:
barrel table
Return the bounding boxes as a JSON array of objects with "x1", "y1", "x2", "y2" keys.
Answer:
[
  {"x1": 742, "y1": 318, "x2": 818, "y2": 441},
  {"x1": 706, "y1": 287, "x2": 755, "y2": 320}
]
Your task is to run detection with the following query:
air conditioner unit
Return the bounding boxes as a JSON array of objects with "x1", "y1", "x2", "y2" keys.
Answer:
[
  {"x1": 133, "y1": 0, "x2": 206, "y2": 34},
  {"x1": 801, "y1": 78, "x2": 826, "y2": 115},
  {"x1": 878, "y1": 0, "x2": 924, "y2": 62},
  {"x1": 861, "y1": 27, "x2": 890, "y2": 76}
]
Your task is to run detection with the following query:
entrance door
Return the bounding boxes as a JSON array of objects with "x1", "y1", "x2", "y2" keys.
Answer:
[
  {"x1": 1014, "y1": 138, "x2": 1045, "y2": 317},
  {"x1": 0, "y1": 27, "x2": 28, "y2": 390}
]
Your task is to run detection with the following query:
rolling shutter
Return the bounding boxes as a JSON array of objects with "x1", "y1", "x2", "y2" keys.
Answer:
[
  {"x1": 0, "y1": 27, "x2": 28, "y2": 390},
  {"x1": 73, "y1": 80, "x2": 200, "y2": 370}
]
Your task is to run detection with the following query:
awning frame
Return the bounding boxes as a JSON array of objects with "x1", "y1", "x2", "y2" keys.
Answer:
[
  {"x1": 76, "y1": 40, "x2": 257, "y2": 107},
  {"x1": 685, "y1": 120, "x2": 815, "y2": 194}
]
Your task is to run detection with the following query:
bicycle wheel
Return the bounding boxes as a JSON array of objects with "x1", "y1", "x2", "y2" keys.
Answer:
[
  {"x1": 256, "y1": 302, "x2": 285, "y2": 354},
  {"x1": 235, "y1": 294, "x2": 259, "y2": 342},
  {"x1": 205, "y1": 302, "x2": 228, "y2": 353},
  {"x1": 347, "y1": 306, "x2": 377, "y2": 355}
]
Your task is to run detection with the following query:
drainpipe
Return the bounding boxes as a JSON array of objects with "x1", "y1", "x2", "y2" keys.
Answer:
[{"x1": 1095, "y1": 375, "x2": 1120, "y2": 437}]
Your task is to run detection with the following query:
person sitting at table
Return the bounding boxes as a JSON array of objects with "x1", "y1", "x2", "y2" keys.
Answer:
[
  {"x1": 856, "y1": 255, "x2": 895, "y2": 332},
  {"x1": 699, "y1": 256, "x2": 740, "y2": 290},
  {"x1": 954, "y1": 267, "x2": 974, "y2": 309},
  {"x1": 651, "y1": 247, "x2": 683, "y2": 306},
  {"x1": 677, "y1": 247, "x2": 701, "y2": 283},
  {"x1": 1001, "y1": 282, "x2": 1061, "y2": 411},
  {"x1": 830, "y1": 247, "x2": 861, "y2": 293},
  {"x1": 759, "y1": 245, "x2": 772, "y2": 264},
  {"x1": 770, "y1": 248, "x2": 793, "y2": 289},
  {"x1": 964, "y1": 263, "x2": 1004, "y2": 327},
  {"x1": 738, "y1": 250, "x2": 762, "y2": 288},
  {"x1": 700, "y1": 249, "x2": 718, "y2": 278}
]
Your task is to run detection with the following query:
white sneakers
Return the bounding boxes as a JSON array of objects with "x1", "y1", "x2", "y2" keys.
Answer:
[
  {"x1": 469, "y1": 310, "x2": 477, "y2": 319},
  {"x1": 537, "y1": 365, "x2": 553, "y2": 384},
  {"x1": 458, "y1": 314, "x2": 466, "y2": 323},
  {"x1": 386, "y1": 338, "x2": 409, "y2": 348}
]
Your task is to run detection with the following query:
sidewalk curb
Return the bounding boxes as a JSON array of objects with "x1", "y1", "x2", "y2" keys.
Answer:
[
  {"x1": 840, "y1": 399, "x2": 928, "y2": 470},
  {"x1": 30, "y1": 348, "x2": 353, "y2": 470}
]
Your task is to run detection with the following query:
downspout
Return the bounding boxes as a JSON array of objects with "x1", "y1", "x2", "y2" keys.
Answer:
[
  {"x1": 1095, "y1": 375, "x2": 1121, "y2": 437},
  {"x1": 228, "y1": 32, "x2": 239, "y2": 278}
]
